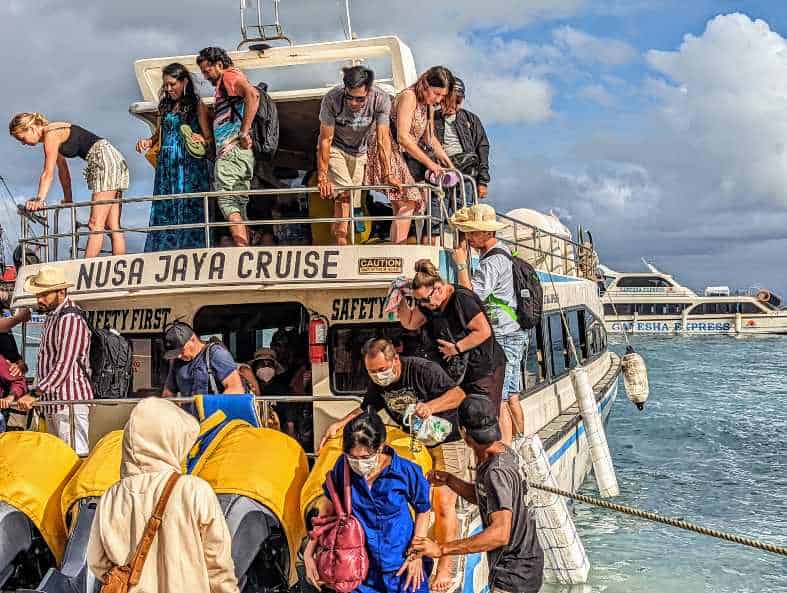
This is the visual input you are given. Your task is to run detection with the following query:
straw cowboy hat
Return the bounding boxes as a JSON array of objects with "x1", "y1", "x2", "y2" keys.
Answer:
[
  {"x1": 23, "y1": 266, "x2": 74, "y2": 295},
  {"x1": 251, "y1": 347, "x2": 285, "y2": 374},
  {"x1": 449, "y1": 204, "x2": 509, "y2": 232}
]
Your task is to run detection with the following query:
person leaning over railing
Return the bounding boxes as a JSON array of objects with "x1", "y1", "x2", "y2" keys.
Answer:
[
  {"x1": 317, "y1": 65, "x2": 401, "y2": 246},
  {"x1": 9, "y1": 112, "x2": 129, "y2": 258},
  {"x1": 365, "y1": 66, "x2": 455, "y2": 244},
  {"x1": 136, "y1": 62, "x2": 212, "y2": 253},
  {"x1": 197, "y1": 47, "x2": 260, "y2": 248}
]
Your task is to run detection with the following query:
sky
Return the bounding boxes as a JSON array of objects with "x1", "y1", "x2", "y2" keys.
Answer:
[{"x1": 2, "y1": 0, "x2": 787, "y2": 294}]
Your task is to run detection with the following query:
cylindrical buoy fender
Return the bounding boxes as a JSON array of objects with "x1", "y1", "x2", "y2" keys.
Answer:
[
  {"x1": 572, "y1": 366, "x2": 619, "y2": 497},
  {"x1": 519, "y1": 435, "x2": 590, "y2": 584},
  {"x1": 735, "y1": 313, "x2": 743, "y2": 334},
  {"x1": 621, "y1": 345, "x2": 649, "y2": 410}
]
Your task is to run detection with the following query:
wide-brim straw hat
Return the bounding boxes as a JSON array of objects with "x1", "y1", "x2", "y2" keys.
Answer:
[
  {"x1": 449, "y1": 204, "x2": 509, "y2": 232},
  {"x1": 24, "y1": 266, "x2": 74, "y2": 295}
]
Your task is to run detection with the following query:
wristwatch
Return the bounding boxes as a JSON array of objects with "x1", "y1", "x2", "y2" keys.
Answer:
[{"x1": 456, "y1": 263, "x2": 467, "y2": 272}]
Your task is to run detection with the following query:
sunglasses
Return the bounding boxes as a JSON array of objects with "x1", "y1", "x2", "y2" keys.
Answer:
[
  {"x1": 344, "y1": 92, "x2": 368, "y2": 105},
  {"x1": 414, "y1": 285, "x2": 439, "y2": 305}
]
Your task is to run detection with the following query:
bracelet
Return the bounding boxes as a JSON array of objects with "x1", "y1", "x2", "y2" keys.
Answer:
[
  {"x1": 456, "y1": 263, "x2": 467, "y2": 272},
  {"x1": 454, "y1": 341, "x2": 462, "y2": 354}
]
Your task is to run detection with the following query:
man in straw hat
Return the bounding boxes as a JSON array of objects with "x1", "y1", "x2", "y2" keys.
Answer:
[
  {"x1": 449, "y1": 204, "x2": 527, "y2": 446},
  {"x1": 24, "y1": 265, "x2": 93, "y2": 454}
]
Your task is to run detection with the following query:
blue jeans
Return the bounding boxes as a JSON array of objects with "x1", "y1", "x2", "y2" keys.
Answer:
[{"x1": 497, "y1": 329, "x2": 528, "y2": 401}]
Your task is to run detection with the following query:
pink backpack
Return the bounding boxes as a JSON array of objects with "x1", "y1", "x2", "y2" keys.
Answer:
[{"x1": 309, "y1": 461, "x2": 369, "y2": 593}]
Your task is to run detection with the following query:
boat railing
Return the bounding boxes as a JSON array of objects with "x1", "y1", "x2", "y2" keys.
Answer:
[
  {"x1": 495, "y1": 211, "x2": 597, "y2": 281},
  {"x1": 17, "y1": 180, "x2": 461, "y2": 262},
  {"x1": 16, "y1": 173, "x2": 597, "y2": 280},
  {"x1": 18, "y1": 394, "x2": 363, "y2": 457}
]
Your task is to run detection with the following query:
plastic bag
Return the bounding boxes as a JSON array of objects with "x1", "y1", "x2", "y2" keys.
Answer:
[{"x1": 402, "y1": 404, "x2": 452, "y2": 447}]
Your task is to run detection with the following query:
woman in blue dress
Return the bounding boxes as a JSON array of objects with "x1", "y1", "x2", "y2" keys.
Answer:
[
  {"x1": 305, "y1": 412, "x2": 432, "y2": 593},
  {"x1": 136, "y1": 62, "x2": 211, "y2": 252}
]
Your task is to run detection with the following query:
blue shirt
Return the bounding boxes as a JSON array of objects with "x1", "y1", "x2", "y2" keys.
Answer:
[
  {"x1": 165, "y1": 343, "x2": 237, "y2": 396},
  {"x1": 326, "y1": 447, "x2": 431, "y2": 573}
]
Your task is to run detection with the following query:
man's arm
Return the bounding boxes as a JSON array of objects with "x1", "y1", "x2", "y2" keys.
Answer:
[
  {"x1": 0, "y1": 309, "x2": 31, "y2": 332},
  {"x1": 414, "y1": 510, "x2": 512, "y2": 557},
  {"x1": 428, "y1": 471, "x2": 477, "y2": 504},
  {"x1": 317, "y1": 123, "x2": 335, "y2": 198},
  {"x1": 422, "y1": 386, "x2": 465, "y2": 415},
  {"x1": 235, "y1": 78, "x2": 260, "y2": 148},
  {"x1": 221, "y1": 370, "x2": 245, "y2": 394}
]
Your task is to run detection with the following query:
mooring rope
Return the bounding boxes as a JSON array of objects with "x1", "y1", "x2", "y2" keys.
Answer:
[{"x1": 529, "y1": 482, "x2": 787, "y2": 557}]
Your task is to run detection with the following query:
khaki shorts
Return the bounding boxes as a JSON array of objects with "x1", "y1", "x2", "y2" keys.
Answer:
[
  {"x1": 328, "y1": 146, "x2": 367, "y2": 209},
  {"x1": 215, "y1": 147, "x2": 255, "y2": 219},
  {"x1": 430, "y1": 440, "x2": 470, "y2": 480}
]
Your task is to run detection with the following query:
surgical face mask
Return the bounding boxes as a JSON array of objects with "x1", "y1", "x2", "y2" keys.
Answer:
[
  {"x1": 256, "y1": 367, "x2": 275, "y2": 383},
  {"x1": 347, "y1": 454, "x2": 379, "y2": 477},
  {"x1": 369, "y1": 364, "x2": 397, "y2": 387}
]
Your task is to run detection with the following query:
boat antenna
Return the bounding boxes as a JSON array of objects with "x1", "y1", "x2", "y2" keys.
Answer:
[
  {"x1": 343, "y1": 0, "x2": 354, "y2": 40},
  {"x1": 641, "y1": 257, "x2": 661, "y2": 275}
]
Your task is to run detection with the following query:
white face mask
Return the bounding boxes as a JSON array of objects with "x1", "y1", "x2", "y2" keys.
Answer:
[
  {"x1": 347, "y1": 454, "x2": 379, "y2": 477},
  {"x1": 370, "y1": 364, "x2": 397, "y2": 387},
  {"x1": 256, "y1": 367, "x2": 275, "y2": 383}
]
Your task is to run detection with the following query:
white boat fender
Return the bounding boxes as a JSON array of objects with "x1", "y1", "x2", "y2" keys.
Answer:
[
  {"x1": 572, "y1": 366, "x2": 619, "y2": 497},
  {"x1": 518, "y1": 434, "x2": 590, "y2": 584},
  {"x1": 621, "y1": 345, "x2": 649, "y2": 411}
]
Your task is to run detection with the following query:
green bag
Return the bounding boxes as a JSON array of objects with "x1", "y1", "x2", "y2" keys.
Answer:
[{"x1": 179, "y1": 124, "x2": 206, "y2": 159}]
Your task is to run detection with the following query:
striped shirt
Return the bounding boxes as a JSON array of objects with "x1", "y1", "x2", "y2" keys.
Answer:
[{"x1": 36, "y1": 297, "x2": 93, "y2": 409}]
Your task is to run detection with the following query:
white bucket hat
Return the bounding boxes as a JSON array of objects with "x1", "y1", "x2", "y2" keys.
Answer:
[
  {"x1": 23, "y1": 266, "x2": 74, "y2": 295},
  {"x1": 449, "y1": 204, "x2": 509, "y2": 232}
]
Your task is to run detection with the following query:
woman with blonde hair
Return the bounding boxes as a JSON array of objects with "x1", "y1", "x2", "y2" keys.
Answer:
[
  {"x1": 365, "y1": 66, "x2": 455, "y2": 244},
  {"x1": 9, "y1": 112, "x2": 129, "y2": 257}
]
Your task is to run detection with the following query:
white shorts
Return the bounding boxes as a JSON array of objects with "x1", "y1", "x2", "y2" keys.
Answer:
[
  {"x1": 46, "y1": 404, "x2": 90, "y2": 456},
  {"x1": 328, "y1": 147, "x2": 367, "y2": 209}
]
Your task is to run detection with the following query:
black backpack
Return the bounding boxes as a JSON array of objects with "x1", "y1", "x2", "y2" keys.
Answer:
[
  {"x1": 59, "y1": 306, "x2": 133, "y2": 399},
  {"x1": 220, "y1": 79, "x2": 279, "y2": 161},
  {"x1": 480, "y1": 247, "x2": 543, "y2": 330}
]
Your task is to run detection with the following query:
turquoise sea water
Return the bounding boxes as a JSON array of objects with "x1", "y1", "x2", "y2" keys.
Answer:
[{"x1": 544, "y1": 335, "x2": 787, "y2": 593}]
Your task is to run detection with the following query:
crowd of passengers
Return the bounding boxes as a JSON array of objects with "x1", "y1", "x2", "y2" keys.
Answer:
[
  {"x1": 0, "y1": 201, "x2": 542, "y2": 593},
  {"x1": 1, "y1": 45, "x2": 545, "y2": 593},
  {"x1": 9, "y1": 46, "x2": 491, "y2": 253}
]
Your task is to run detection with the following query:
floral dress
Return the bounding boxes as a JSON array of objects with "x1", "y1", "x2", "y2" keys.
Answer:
[
  {"x1": 144, "y1": 110, "x2": 210, "y2": 252},
  {"x1": 365, "y1": 89, "x2": 429, "y2": 205}
]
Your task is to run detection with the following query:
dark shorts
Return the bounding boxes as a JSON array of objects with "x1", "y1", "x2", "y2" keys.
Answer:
[{"x1": 462, "y1": 363, "x2": 506, "y2": 414}]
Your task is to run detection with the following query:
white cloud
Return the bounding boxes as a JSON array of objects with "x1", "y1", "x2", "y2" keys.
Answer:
[
  {"x1": 552, "y1": 25, "x2": 639, "y2": 66},
  {"x1": 578, "y1": 83, "x2": 616, "y2": 107},
  {"x1": 470, "y1": 76, "x2": 554, "y2": 124}
]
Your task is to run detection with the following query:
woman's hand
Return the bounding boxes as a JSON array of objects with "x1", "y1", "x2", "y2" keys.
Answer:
[
  {"x1": 135, "y1": 137, "x2": 153, "y2": 154},
  {"x1": 437, "y1": 154, "x2": 453, "y2": 169},
  {"x1": 0, "y1": 396, "x2": 13, "y2": 410},
  {"x1": 303, "y1": 540, "x2": 323, "y2": 589},
  {"x1": 25, "y1": 198, "x2": 45, "y2": 212},
  {"x1": 427, "y1": 160, "x2": 444, "y2": 176},
  {"x1": 451, "y1": 246, "x2": 467, "y2": 265},
  {"x1": 191, "y1": 132, "x2": 208, "y2": 145},
  {"x1": 396, "y1": 556, "x2": 425, "y2": 592}
]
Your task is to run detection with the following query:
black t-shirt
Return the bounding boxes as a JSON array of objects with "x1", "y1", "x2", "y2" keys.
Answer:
[
  {"x1": 475, "y1": 446, "x2": 544, "y2": 593},
  {"x1": 418, "y1": 285, "x2": 506, "y2": 384},
  {"x1": 0, "y1": 333, "x2": 21, "y2": 363},
  {"x1": 363, "y1": 356, "x2": 461, "y2": 444}
]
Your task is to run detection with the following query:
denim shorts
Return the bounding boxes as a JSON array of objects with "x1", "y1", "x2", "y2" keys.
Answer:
[{"x1": 497, "y1": 329, "x2": 528, "y2": 401}]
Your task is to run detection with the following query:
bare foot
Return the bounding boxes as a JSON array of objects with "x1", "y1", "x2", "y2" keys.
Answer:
[{"x1": 430, "y1": 557, "x2": 456, "y2": 592}]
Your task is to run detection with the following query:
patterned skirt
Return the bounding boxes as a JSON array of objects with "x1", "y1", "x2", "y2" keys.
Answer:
[{"x1": 83, "y1": 139, "x2": 130, "y2": 193}]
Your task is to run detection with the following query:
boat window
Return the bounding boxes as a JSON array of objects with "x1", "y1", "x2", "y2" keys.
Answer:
[
  {"x1": 524, "y1": 325, "x2": 548, "y2": 392},
  {"x1": 692, "y1": 302, "x2": 739, "y2": 315},
  {"x1": 603, "y1": 304, "x2": 615, "y2": 316},
  {"x1": 193, "y1": 302, "x2": 310, "y2": 367},
  {"x1": 328, "y1": 323, "x2": 412, "y2": 394},
  {"x1": 738, "y1": 302, "x2": 762, "y2": 314},
  {"x1": 616, "y1": 276, "x2": 672, "y2": 288},
  {"x1": 565, "y1": 310, "x2": 583, "y2": 368},
  {"x1": 546, "y1": 313, "x2": 569, "y2": 378},
  {"x1": 585, "y1": 308, "x2": 607, "y2": 359}
]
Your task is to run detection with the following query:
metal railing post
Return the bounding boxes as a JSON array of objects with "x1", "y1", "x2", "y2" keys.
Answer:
[
  {"x1": 70, "y1": 204, "x2": 78, "y2": 259},
  {"x1": 203, "y1": 193, "x2": 211, "y2": 248}
]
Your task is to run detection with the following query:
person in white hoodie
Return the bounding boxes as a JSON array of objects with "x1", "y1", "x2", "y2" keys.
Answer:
[{"x1": 87, "y1": 397, "x2": 239, "y2": 593}]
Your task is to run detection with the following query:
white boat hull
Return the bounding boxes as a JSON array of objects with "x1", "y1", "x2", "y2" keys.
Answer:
[{"x1": 605, "y1": 315, "x2": 787, "y2": 335}]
